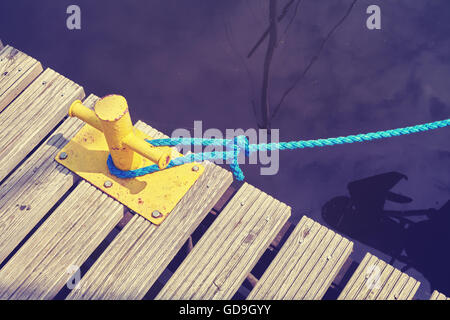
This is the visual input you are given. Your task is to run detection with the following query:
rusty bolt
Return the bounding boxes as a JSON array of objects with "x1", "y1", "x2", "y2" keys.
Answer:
[
  {"x1": 59, "y1": 152, "x2": 68, "y2": 160},
  {"x1": 104, "y1": 180, "x2": 113, "y2": 188}
]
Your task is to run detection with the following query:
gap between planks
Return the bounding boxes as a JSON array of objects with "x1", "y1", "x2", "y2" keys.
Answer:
[
  {"x1": 156, "y1": 183, "x2": 291, "y2": 300},
  {"x1": 247, "y1": 216, "x2": 353, "y2": 300}
]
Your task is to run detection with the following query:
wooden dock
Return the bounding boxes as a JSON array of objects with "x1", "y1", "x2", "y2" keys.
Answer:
[{"x1": 0, "y1": 43, "x2": 445, "y2": 300}]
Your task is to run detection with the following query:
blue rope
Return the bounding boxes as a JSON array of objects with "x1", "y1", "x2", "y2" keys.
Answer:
[{"x1": 107, "y1": 118, "x2": 450, "y2": 181}]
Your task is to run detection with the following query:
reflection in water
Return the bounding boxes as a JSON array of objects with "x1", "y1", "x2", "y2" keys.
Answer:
[{"x1": 322, "y1": 172, "x2": 450, "y2": 295}]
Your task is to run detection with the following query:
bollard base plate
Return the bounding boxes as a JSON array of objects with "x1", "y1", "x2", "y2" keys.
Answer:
[{"x1": 55, "y1": 124, "x2": 204, "y2": 225}]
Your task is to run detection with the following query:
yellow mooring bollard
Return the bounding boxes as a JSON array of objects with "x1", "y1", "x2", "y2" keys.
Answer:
[
  {"x1": 56, "y1": 94, "x2": 204, "y2": 225},
  {"x1": 69, "y1": 94, "x2": 171, "y2": 170}
]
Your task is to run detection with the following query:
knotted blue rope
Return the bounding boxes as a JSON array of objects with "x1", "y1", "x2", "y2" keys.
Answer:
[{"x1": 107, "y1": 118, "x2": 450, "y2": 181}]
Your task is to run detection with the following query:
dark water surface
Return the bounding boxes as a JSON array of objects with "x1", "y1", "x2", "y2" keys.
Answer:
[{"x1": 1, "y1": 0, "x2": 449, "y2": 298}]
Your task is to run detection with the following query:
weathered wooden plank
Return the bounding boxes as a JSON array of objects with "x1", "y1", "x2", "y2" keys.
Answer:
[
  {"x1": 247, "y1": 216, "x2": 353, "y2": 300},
  {"x1": 339, "y1": 254, "x2": 376, "y2": 298},
  {"x1": 290, "y1": 234, "x2": 352, "y2": 300},
  {"x1": 247, "y1": 217, "x2": 309, "y2": 299},
  {"x1": 156, "y1": 183, "x2": 290, "y2": 300},
  {"x1": 357, "y1": 257, "x2": 390, "y2": 300},
  {"x1": 0, "y1": 68, "x2": 84, "y2": 182},
  {"x1": 0, "y1": 45, "x2": 43, "y2": 112},
  {"x1": 430, "y1": 290, "x2": 449, "y2": 300},
  {"x1": 399, "y1": 278, "x2": 420, "y2": 300},
  {"x1": 337, "y1": 253, "x2": 420, "y2": 300},
  {"x1": 0, "y1": 180, "x2": 124, "y2": 300},
  {"x1": 368, "y1": 263, "x2": 398, "y2": 300},
  {"x1": 66, "y1": 121, "x2": 233, "y2": 300},
  {"x1": 0, "y1": 94, "x2": 98, "y2": 265}
]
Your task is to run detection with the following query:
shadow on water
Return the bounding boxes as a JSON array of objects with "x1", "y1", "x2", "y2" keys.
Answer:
[{"x1": 321, "y1": 171, "x2": 450, "y2": 295}]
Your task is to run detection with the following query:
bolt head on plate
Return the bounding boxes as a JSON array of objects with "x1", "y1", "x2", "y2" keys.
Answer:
[
  {"x1": 104, "y1": 180, "x2": 113, "y2": 188},
  {"x1": 192, "y1": 165, "x2": 199, "y2": 172},
  {"x1": 152, "y1": 210, "x2": 162, "y2": 218},
  {"x1": 59, "y1": 152, "x2": 68, "y2": 160}
]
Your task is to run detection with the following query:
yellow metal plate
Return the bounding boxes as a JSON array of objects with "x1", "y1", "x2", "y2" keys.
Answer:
[{"x1": 55, "y1": 124, "x2": 204, "y2": 225}]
